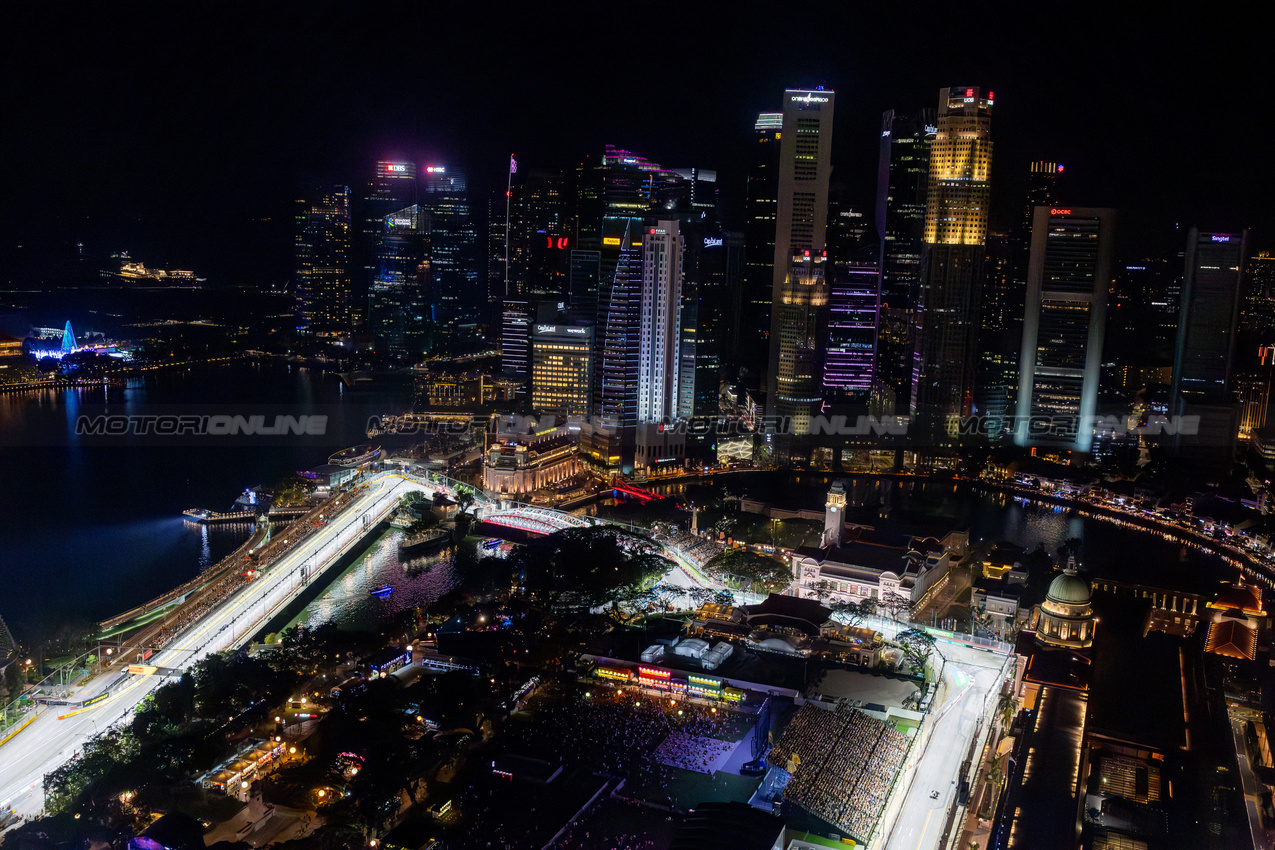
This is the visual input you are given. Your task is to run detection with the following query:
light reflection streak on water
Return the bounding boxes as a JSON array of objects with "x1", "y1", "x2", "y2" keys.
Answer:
[{"x1": 296, "y1": 528, "x2": 459, "y2": 631}]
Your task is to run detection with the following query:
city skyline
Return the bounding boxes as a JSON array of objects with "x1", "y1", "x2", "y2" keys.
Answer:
[{"x1": 1, "y1": 6, "x2": 1271, "y2": 290}]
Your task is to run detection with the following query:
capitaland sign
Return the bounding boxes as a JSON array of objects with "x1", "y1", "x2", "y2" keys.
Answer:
[
  {"x1": 703, "y1": 236, "x2": 723, "y2": 248},
  {"x1": 534, "y1": 324, "x2": 588, "y2": 336}
]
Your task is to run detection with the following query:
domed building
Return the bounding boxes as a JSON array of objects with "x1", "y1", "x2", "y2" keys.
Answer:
[{"x1": 1033, "y1": 564, "x2": 1095, "y2": 649}]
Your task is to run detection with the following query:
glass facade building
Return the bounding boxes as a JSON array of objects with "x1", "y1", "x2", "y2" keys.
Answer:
[
  {"x1": 1014, "y1": 207, "x2": 1114, "y2": 452},
  {"x1": 295, "y1": 184, "x2": 352, "y2": 337}
]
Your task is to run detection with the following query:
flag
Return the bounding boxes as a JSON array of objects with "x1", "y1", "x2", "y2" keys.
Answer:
[{"x1": 510, "y1": 155, "x2": 518, "y2": 175}]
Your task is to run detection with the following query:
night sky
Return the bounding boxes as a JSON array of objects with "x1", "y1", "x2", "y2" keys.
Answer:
[{"x1": 2, "y1": 4, "x2": 1271, "y2": 287}]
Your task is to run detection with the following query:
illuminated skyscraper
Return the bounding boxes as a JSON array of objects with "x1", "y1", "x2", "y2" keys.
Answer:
[
  {"x1": 913, "y1": 86, "x2": 994, "y2": 446},
  {"x1": 876, "y1": 110, "x2": 935, "y2": 307},
  {"x1": 421, "y1": 166, "x2": 478, "y2": 326},
  {"x1": 693, "y1": 229, "x2": 744, "y2": 416},
  {"x1": 595, "y1": 221, "x2": 644, "y2": 431},
  {"x1": 872, "y1": 110, "x2": 934, "y2": 417},
  {"x1": 1014, "y1": 207, "x2": 1115, "y2": 452},
  {"x1": 1170, "y1": 227, "x2": 1250, "y2": 459},
  {"x1": 740, "y1": 112, "x2": 783, "y2": 366},
  {"x1": 637, "y1": 221, "x2": 683, "y2": 423},
  {"x1": 368, "y1": 204, "x2": 430, "y2": 357},
  {"x1": 824, "y1": 246, "x2": 880, "y2": 399},
  {"x1": 359, "y1": 162, "x2": 417, "y2": 323},
  {"x1": 295, "y1": 184, "x2": 352, "y2": 337},
  {"x1": 531, "y1": 322, "x2": 594, "y2": 417},
  {"x1": 766, "y1": 88, "x2": 835, "y2": 435}
]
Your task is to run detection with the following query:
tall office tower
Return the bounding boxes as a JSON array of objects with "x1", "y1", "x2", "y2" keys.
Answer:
[
  {"x1": 294, "y1": 184, "x2": 352, "y2": 338},
  {"x1": 913, "y1": 87, "x2": 994, "y2": 447},
  {"x1": 824, "y1": 241, "x2": 880, "y2": 400},
  {"x1": 367, "y1": 204, "x2": 430, "y2": 357},
  {"x1": 771, "y1": 250, "x2": 830, "y2": 435},
  {"x1": 766, "y1": 88, "x2": 835, "y2": 437},
  {"x1": 975, "y1": 231, "x2": 1017, "y2": 438},
  {"x1": 568, "y1": 249, "x2": 602, "y2": 316},
  {"x1": 531, "y1": 322, "x2": 594, "y2": 417},
  {"x1": 1242, "y1": 252, "x2": 1275, "y2": 336},
  {"x1": 511, "y1": 169, "x2": 572, "y2": 299},
  {"x1": 486, "y1": 193, "x2": 506, "y2": 306},
  {"x1": 670, "y1": 168, "x2": 720, "y2": 218},
  {"x1": 740, "y1": 112, "x2": 783, "y2": 366},
  {"x1": 500, "y1": 299, "x2": 532, "y2": 378},
  {"x1": 637, "y1": 221, "x2": 684, "y2": 423},
  {"x1": 1014, "y1": 207, "x2": 1116, "y2": 452},
  {"x1": 595, "y1": 221, "x2": 644, "y2": 432},
  {"x1": 694, "y1": 230, "x2": 745, "y2": 416},
  {"x1": 359, "y1": 162, "x2": 418, "y2": 321},
  {"x1": 874, "y1": 109, "x2": 935, "y2": 416},
  {"x1": 1170, "y1": 228, "x2": 1250, "y2": 460},
  {"x1": 421, "y1": 166, "x2": 478, "y2": 326},
  {"x1": 826, "y1": 195, "x2": 870, "y2": 265},
  {"x1": 678, "y1": 273, "x2": 697, "y2": 422}
]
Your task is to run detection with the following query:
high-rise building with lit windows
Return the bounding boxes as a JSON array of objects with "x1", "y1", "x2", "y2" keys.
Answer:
[
  {"x1": 874, "y1": 109, "x2": 934, "y2": 416},
  {"x1": 1014, "y1": 207, "x2": 1115, "y2": 452},
  {"x1": 531, "y1": 322, "x2": 594, "y2": 417},
  {"x1": 766, "y1": 88, "x2": 835, "y2": 435},
  {"x1": 824, "y1": 247, "x2": 879, "y2": 399},
  {"x1": 368, "y1": 204, "x2": 430, "y2": 357},
  {"x1": 421, "y1": 166, "x2": 478, "y2": 326},
  {"x1": 595, "y1": 221, "x2": 644, "y2": 431},
  {"x1": 359, "y1": 162, "x2": 418, "y2": 323},
  {"x1": 637, "y1": 221, "x2": 683, "y2": 423},
  {"x1": 1170, "y1": 227, "x2": 1250, "y2": 460},
  {"x1": 913, "y1": 86, "x2": 994, "y2": 446},
  {"x1": 295, "y1": 184, "x2": 352, "y2": 337},
  {"x1": 772, "y1": 250, "x2": 830, "y2": 435},
  {"x1": 740, "y1": 112, "x2": 783, "y2": 366}
]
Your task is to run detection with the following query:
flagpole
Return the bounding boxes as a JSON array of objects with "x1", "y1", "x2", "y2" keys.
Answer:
[{"x1": 504, "y1": 154, "x2": 514, "y2": 298}]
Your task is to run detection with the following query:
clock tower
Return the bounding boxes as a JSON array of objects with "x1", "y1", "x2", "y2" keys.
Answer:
[{"x1": 824, "y1": 481, "x2": 847, "y2": 548}]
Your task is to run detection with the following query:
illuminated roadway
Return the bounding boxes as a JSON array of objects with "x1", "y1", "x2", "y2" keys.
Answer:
[
  {"x1": 882, "y1": 651, "x2": 1006, "y2": 850},
  {"x1": 0, "y1": 472, "x2": 442, "y2": 817},
  {"x1": 2, "y1": 469, "x2": 1008, "y2": 838}
]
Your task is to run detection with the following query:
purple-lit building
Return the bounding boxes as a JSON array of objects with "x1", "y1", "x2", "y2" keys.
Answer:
[{"x1": 823, "y1": 256, "x2": 879, "y2": 399}]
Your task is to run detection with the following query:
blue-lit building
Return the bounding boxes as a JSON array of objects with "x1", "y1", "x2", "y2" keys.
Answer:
[{"x1": 368, "y1": 204, "x2": 430, "y2": 357}]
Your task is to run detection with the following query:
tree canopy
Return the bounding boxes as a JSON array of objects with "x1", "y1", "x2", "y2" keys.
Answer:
[
  {"x1": 702, "y1": 548, "x2": 791, "y2": 592},
  {"x1": 511, "y1": 527, "x2": 673, "y2": 610}
]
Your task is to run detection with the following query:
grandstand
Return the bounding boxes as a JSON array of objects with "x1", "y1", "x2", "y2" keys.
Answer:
[{"x1": 767, "y1": 703, "x2": 910, "y2": 844}]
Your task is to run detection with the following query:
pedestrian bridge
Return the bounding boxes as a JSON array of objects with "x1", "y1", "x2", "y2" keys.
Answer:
[{"x1": 476, "y1": 504, "x2": 593, "y2": 535}]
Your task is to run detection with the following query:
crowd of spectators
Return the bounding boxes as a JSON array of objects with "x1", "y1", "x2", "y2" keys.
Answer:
[
  {"x1": 767, "y1": 703, "x2": 910, "y2": 842},
  {"x1": 139, "y1": 567, "x2": 250, "y2": 650},
  {"x1": 653, "y1": 729, "x2": 736, "y2": 774},
  {"x1": 516, "y1": 688, "x2": 745, "y2": 777},
  {"x1": 653, "y1": 526, "x2": 725, "y2": 568}
]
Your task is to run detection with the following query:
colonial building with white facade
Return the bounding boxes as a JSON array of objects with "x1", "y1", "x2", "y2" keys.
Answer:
[{"x1": 791, "y1": 482, "x2": 969, "y2": 608}]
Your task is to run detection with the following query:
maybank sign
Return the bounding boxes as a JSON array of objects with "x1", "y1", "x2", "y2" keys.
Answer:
[{"x1": 790, "y1": 93, "x2": 829, "y2": 104}]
